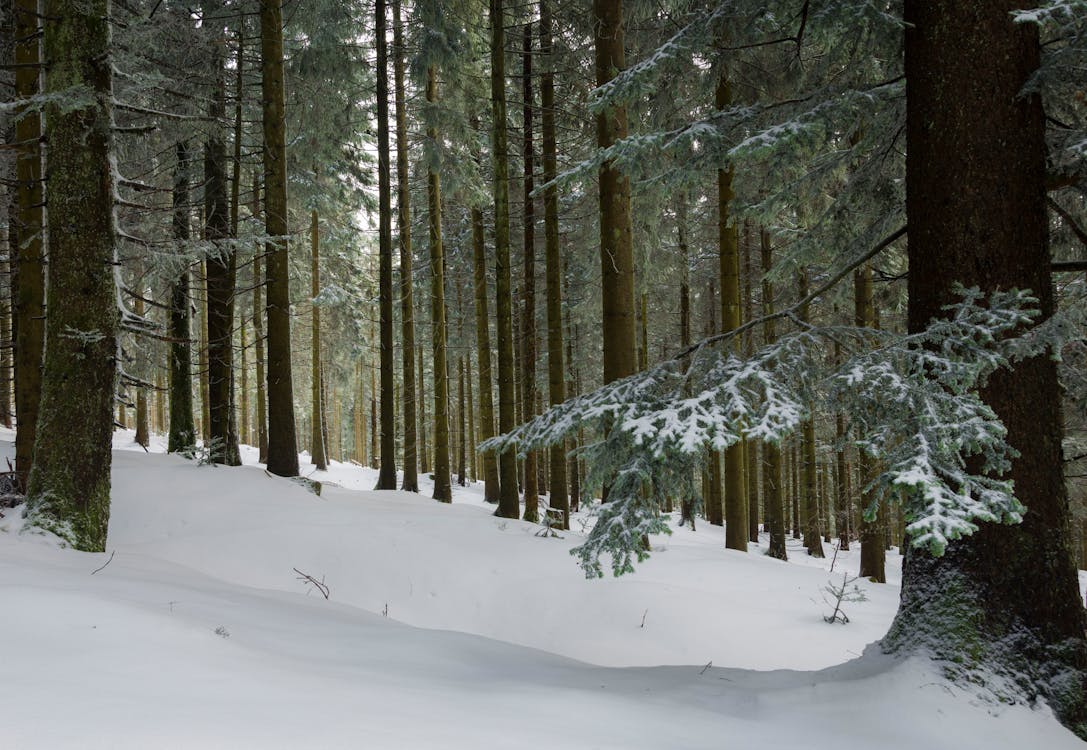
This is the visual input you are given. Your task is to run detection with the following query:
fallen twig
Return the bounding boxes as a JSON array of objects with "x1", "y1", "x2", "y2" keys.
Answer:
[
  {"x1": 293, "y1": 567, "x2": 330, "y2": 599},
  {"x1": 91, "y1": 550, "x2": 115, "y2": 575}
]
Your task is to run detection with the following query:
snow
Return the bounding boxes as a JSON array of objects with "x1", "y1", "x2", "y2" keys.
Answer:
[{"x1": 0, "y1": 427, "x2": 1082, "y2": 748}]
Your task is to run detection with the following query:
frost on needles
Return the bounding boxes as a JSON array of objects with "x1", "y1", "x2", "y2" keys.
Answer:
[{"x1": 483, "y1": 286, "x2": 1059, "y2": 577}]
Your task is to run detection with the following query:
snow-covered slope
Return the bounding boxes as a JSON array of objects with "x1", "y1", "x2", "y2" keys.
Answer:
[{"x1": 0, "y1": 429, "x2": 1081, "y2": 749}]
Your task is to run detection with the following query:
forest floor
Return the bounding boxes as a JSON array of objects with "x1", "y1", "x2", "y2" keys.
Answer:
[{"x1": 0, "y1": 428, "x2": 1083, "y2": 748}]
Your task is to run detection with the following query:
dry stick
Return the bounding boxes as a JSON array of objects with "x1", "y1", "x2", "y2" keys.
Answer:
[
  {"x1": 91, "y1": 550, "x2": 115, "y2": 575},
  {"x1": 671, "y1": 225, "x2": 908, "y2": 363},
  {"x1": 293, "y1": 567, "x2": 330, "y2": 599}
]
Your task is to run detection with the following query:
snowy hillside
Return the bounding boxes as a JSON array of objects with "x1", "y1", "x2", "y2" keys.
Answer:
[{"x1": 0, "y1": 429, "x2": 1082, "y2": 749}]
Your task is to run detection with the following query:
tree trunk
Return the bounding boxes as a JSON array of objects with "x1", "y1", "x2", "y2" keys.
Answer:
[
  {"x1": 491, "y1": 0, "x2": 520, "y2": 518},
  {"x1": 11, "y1": 0, "x2": 45, "y2": 490},
  {"x1": 717, "y1": 70, "x2": 746, "y2": 551},
  {"x1": 426, "y1": 66, "x2": 452, "y2": 503},
  {"x1": 248, "y1": 174, "x2": 268, "y2": 461},
  {"x1": 198, "y1": 260, "x2": 210, "y2": 444},
  {"x1": 259, "y1": 0, "x2": 299, "y2": 477},
  {"x1": 797, "y1": 270, "x2": 822, "y2": 557},
  {"x1": 885, "y1": 4, "x2": 1087, "y2": 733},
  {"x1": 168, "y1": 143, "x2": 196, "y2": 453},
  {"x1": 855, "y1": 264, "x2": 884, "y2": 580},
  {"x1": 418, "y1": 344, "x2": 428, "y2": 474},
  {"x1": 26, "y1": 0, "x2": 117, "y2": 551},
  {"x1": 375, "y1": 0, "x2": 398, "y2": 489},
  {"x1": 520, "y1": 23, "x2": 540, "y2": 523},
  {"x1": 393, "y1": 0, "x2": 417, "y2": 492},
  {"x1": 134, "y1": 284, "x2": 150, "y2": 448},
  {"x1": 310, "y1": 210, "x2": 327, "y2": 470},
  {"x1": 759, "y1": 228, "x2": 787, "y2": 560},
  {"x1": 594, "y1": 0, "x2": 637, "y2": 393},
  {"x1": 205, "y1": 44, "x2": 241, "y2": 467}
]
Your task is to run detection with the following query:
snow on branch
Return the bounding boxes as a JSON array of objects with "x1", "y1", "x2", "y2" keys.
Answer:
[{"x1": 483, "y1": 286, "x2": 1053, "y2": 576}]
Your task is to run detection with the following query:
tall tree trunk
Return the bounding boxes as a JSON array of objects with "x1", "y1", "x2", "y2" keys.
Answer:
[
  {"x1": 744, "y1": 222, "x2": 759, "y2": 542},
  {"x1": 855, "y1": 264, "x2": 884, "y2": 580},
  {"x1": 240, "y1": 315, "x2": 249, "y2": 445},
  {"x1": 471, "y1": 156, "x2": 500, "y2": 503},
  {"x1": 11, "y1": 0, "x2": 45, "y2": 490},
  {"x1": 467, "y1": 353, "x2": 477, "y2": 481},
  {"x1": 393, "y1": 0, "x2": 417, "y2": 492},
  {"x1": 168, "y1": 143, "x2": 196, "y2": 453},
  {"x1": 0, "y1": 250, "x2": 10, "y2": 430},
  {"x1": 594, "y1": 0, "x2": 636, "y2": 387},
  {"x1": 26, "y1": 0, "x2": 117, "y2": 551},
  {"x1": 760, "y1": 228, "x2": 787, "y2": 560},
  {"x1": 310, "y1": 210, "x2": 327, "y2": 470},
  {"x1": 134, "y1": 281, "x2": 150, "y2": 448},
  {"x1": 797, "y1": 270, "x2": 822, "y2": 557},
  {"x1": 717, "y1": 70, "x2": 746, "y2": 551},
  {"x1": 375, "y1": 0, "x2": 398, "y2": 489},
  {"x1": 520, "y1": 23, "x2": 540, "y2": 523},
  {"x1": 198, "y1": 260, "x2": 211, "y2": 444},
  {"x1": 886, "y1": 4, "x2": 1087, "y2": 733},
  {"x1": 417, "y1": 344, "x2": 428, "y2": 474},
  {"x1": 704, "y1": 280, "x2": 723, "y2": 526},
  {"x1": 491, "y1": 0, "x2": 520, "y2": 518},
  {"x1": 251, "y1": 174, "x2": 268, "y2": 463},
  {"x1": 457, "y1": 357, "x2": 467, "y2": 486},
  {"x1": 259, "y1": 0, "x2": 299, "y2": 477},
  {"x1": 205, "y1": 44, "x2": 241, "y2": 467},
  {"x1": 426, "y1": 65, "x2": 452, "y2": 503}
]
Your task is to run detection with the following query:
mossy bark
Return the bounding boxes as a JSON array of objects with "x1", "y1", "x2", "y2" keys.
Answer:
[
  {"x1": 885, "y1": 2, "x2": 1087, "y2": 736},
  {"x1": 26, "y1": 0, "x2": 118, "y2": 552}
]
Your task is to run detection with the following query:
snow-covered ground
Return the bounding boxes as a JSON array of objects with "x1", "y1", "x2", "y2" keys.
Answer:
[{"x1": 0, "y1": 428, "x2": 1082, "y2": 748}]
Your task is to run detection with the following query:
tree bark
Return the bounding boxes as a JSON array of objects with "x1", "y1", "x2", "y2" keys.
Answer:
[
  {"x1": 426, "y1": 65, "x2": 452, "y2": 503},
  {"x1": 884, "y1": 3, "x2": 1087, "y2": 733},
  {"x1": 168, "y1": 143, "x2": 196, "y2": 453},
  {"x1": 520, "y1": 23, "x2": 540, "y2": 523},
  {"x1": 855, "y1": 264, "x2": 884, "y2": 580},
  {"x1": 375, "y1": 0, "x2": 398, "y2": 489},
  {"x1": 759, "y1": 228, "x2": 787, "y2": 560},
  {"x1": 251, "y1": 174, "x2": 268, "y2": 463},
  {"x1": 393, "y1": 0, "x2": 418, "y2": 492},
  {"x1": 310, "y1": 210, "x2": 327, "y2": 470},
  {"x1": 26, "y1": 0, "x2": 117, "y2": 551},
  {"x1": 11, "y1": 0, "x2": 45, "y2": 490},
  {"x1": 205, "y1": 42, "x2": 241, "y2": 466},
  {"x1": 259, "y1": 0, "x2": 299, "y2": 477},
  {"x1": 491, "y1": 0, "x2": 520, "y2": 518}
]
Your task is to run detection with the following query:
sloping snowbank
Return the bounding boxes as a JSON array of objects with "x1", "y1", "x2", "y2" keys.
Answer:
[{"x1": 0, "y1": 430, "x2": 1079, "y2": 748}]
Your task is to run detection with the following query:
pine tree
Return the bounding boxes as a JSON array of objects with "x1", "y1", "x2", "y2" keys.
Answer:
[{"x1": 167, "y1": 143, "x2": 196, "y2": 454}]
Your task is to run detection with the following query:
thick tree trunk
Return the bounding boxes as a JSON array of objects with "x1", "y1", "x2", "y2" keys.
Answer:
[
  {"x1": 376, "y1": 0, "x2": 398, "y2": 489},
  {"x1": 259, "y1": 0, "x2": 299, "y2": 477},
  {"x1": 310, "y1": 210, "x2": 327, "y2": 470},
  {"x1": 426, "y1": 66, "x2": 452, "y2": 503},
  {"x1": 168, "y1": 143, "x2": 196, "y2": 453},
  {"x1": 26, "y1": 0, "x2": 117, "y2": 551},
  {"x1": 11, "y1": 0, "x2": 45, "y2": 490},
  {"x1": 885, "y1": 3, "x2": 1087, "y2": 735},
  {"x1": 393, "y1": 0, "x2": 417, "y2": 492},
  {"x1": 491, "y1": 0, "x2": 520, "y2": 518}
]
